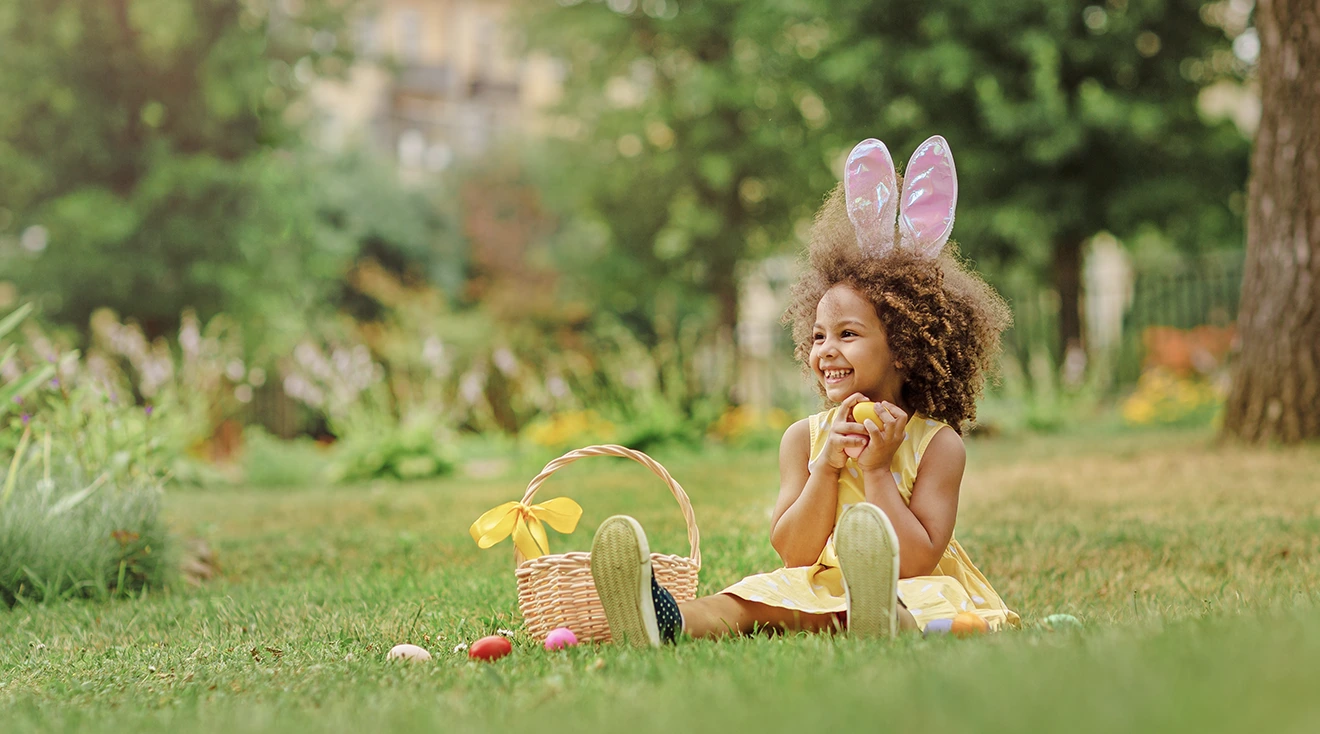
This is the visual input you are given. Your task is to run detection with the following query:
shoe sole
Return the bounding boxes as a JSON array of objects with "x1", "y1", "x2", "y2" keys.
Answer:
[
  {"x1": 590, "y1": 515, "x2": 660, "y2": 647},
  {"x1": 835, "y1": 503, "x2": 900, "y2": 638}
]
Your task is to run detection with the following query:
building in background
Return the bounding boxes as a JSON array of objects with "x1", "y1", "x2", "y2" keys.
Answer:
[{"x1": 312, "y1": 0, "x2": 562, "y2": 177}]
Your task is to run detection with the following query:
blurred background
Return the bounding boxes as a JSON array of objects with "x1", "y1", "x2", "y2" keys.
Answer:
[{"x1": 0, "y1": 0, "x2": 1260, "y2": 487}]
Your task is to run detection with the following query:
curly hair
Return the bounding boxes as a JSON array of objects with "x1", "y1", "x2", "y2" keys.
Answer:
[{"x1": 782, "y1": 185, "x2": 1011, "y2": 433}]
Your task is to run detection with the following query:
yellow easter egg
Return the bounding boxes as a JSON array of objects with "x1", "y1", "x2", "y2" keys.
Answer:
[{"x1": 852, "y1": 401, "x2": 880, "y2": 425}]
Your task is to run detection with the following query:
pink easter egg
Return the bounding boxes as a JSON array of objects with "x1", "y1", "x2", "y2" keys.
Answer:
[{"x1": 544, "y1": 627, "x2": 578, "y2": 651}]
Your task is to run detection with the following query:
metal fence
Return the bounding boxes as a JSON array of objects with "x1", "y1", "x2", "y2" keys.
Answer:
[{"x1": 1002, "y1": 251, "x2": 1245, "y2": 389}]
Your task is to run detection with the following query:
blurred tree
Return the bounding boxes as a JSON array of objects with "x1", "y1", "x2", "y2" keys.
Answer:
[
  {"x1": 827, "y1": 0, "x2": 1253, "y2": 360},
  {"x1": 1223, "y1": 0, "x2": 1319, "y2": 443},
  {"x1": 237, "y1": 149, "x2": 460, "y2": 355},
  {"x1": 517, "y1": 0, "x2": 830, "y2": 353},
  {"x1": 516, "y1": 0, "x2": 1249, "y2": 362},
  {"x1": 0, "y1": 0, "x2": 399, "y2": 345}
]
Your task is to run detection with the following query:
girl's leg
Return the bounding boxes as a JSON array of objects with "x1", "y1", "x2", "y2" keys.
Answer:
[
  {"x1": 897, "y1": 605, "x2": 919, "y2": 632},
  {"x1": 679, "y1": 594, "x2": 921, "y2": 638},
  {"x1": 679, "y1": 593, "x2": 841, "y2": 638}
]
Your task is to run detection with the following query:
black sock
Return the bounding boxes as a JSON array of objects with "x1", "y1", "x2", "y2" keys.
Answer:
[{"x1": 650, "y1": 576, "x2": 683, "y2": 643}]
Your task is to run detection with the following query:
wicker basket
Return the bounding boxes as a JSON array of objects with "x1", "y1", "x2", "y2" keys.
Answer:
[{"x1": 512, "y1": 444, "x2": 701, "y2": 643}]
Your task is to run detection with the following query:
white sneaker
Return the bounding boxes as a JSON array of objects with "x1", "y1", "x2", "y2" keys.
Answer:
[
  {"x1": 835, "y1": 503, "x2": 900, "y2": 638},
  {"x1": 590, "y1": 515, "x2": 661, "y2": 647}
]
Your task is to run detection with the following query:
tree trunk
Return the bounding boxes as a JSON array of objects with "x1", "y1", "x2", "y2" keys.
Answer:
[
  {"x1": 1053, "y1": 235, "x2": 1085, "y2": 359},
  {"x1": 708, "y1": 250, "x2": 740, "y2": 404},
  {"x1": 1223, "y1": 0, "x2": 1320, "y2": 443}
]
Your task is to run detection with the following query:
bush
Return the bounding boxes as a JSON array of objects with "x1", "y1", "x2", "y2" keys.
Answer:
[
  {"x1": 1, "y1": 304, "x2": 57, "y2": 417},
  {"x1": 976, "y1": 349, "x2": 1105, "y2": 435},
  {"x1": 523, "y1": 410, "x2": 618, "y2": 452},
  {"x1": 1121, "y1": 368, "x2": 1225, "y2": 428},
  {"x1": 1, "y1": 304, "x2": 174, "y2": 605},
  {"x1": 708, "y1": 405, "x2": 793, "y2": 450},
  {"x1": 242, "y1": 427, "x2": 332, "y2": 488},
  {"x1": 0, "y1": 441, "x2": 170, "y2": 606},
  {"x1": 326, "y1": 412, "x2": 457, "y2": 483}
]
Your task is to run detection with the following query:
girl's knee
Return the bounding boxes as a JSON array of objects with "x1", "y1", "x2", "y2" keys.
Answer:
[{"x1": 897, "y1": 605, "x2": 919, "y2": 632}]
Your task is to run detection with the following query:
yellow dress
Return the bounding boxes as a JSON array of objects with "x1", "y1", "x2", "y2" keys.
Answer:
[{"x1": 721, "y1": 408, "x2": 1020, "y2": 632}]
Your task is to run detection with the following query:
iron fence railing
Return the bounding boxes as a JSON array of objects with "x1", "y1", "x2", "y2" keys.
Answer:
[{"x1": 1001, "y1": 251, "x2": 1244, "y2": 389}]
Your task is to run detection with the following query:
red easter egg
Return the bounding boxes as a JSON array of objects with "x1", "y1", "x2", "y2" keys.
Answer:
[
  {"x1": 468, "y1": 635, "x2": 513, "y2": 662},
  {"x1": 950, "y1": 612, "x2": 989, "y2": 637}
]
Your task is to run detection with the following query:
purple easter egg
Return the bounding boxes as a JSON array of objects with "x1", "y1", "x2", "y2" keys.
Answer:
[{"x1": 924, "y1": 618, "x2": 954, "y2": 636}]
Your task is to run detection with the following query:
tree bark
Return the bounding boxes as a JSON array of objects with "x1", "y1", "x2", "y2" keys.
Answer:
[
  {"x1": 1053, "y1": 235, "x2": 1085, "y2": 359},
  {"x1": 1223, "y1": 0, "x2": 1320, "y2": 443}
]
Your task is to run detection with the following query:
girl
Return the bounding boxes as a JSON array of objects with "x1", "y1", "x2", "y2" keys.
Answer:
[{"x1": 590, "y1": 136, "x2": 1020, "y2": 645}]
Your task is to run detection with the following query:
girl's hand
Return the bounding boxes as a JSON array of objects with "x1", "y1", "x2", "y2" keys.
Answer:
[
  {"x1": 814, "y1": 393, "x2": 872, "y2": 472},
  {"x1": 855, "y1": 401, "x2": 909, "y2": 472}
]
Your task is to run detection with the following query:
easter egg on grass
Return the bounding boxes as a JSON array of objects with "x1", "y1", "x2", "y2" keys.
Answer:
[
  {"x1": 387, "y1": 644, "x2": 433, "y2": 662},
  {"x1": 544, "y1": 627, "x2": 578, "y2": 651},
  {"x1": 950, "y1": 612, "x2": 990, "y2": 637},
  {"x1": 1042, "y1": 614, "x2": 1083, "y2": 631},
  {"x1": 923, "y1": 618, "x2": 953, "y2": 636},
  {"x1": 469, "y1": 635, "x2": 513, "y2": 662}
]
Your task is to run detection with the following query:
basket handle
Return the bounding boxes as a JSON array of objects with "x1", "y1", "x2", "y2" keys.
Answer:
[{"x1": 517, "y1": 444, "x2": 701, "y2": 569}]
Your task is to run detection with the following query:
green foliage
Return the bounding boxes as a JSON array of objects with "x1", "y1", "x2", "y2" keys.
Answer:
[
  {"x1": 326, "y1": 412, "x2": 457, "y2": 484},
  {"x1": 515, "y1": 0, "x2": 1251, "y2": 345},
  {"x1": 614, "y1": 398, "x2": 710, "y2": 453},
  {"x1": 233, "y1": 150, "x2": 462, "y2": 354},
  {"x1": 0, "y1": 304, "x2": 56, "y2": 418},
  {"x1": 279, "y1": 257, "x2": 731, "y2": 450},
  {"x1": 1121, "y1": 368, "x2": 1225, "y2": 429},
  {"x1": 516, "y1": 0, "x2": 829, "y2": 333},
  {"x1": 0, "y1": 0, "x2": 404, "y2": 340},
  {"x1": 7, "y1": 384, "x2": 181, "y2": 483},
  {"x1": 707, "y1": 405, "x2": 795, "y2": 451},
  {"x1": 567, "y1": 313, "x2": 728, "y2": 451},
  {"x1": 0, "y1": 308, "x2": 178, "y2": 605},
  {"x1": 241, "y1": 427, "x2": 331, "y2": 489},
  {"x1": 0, "y1": 435, "x2": 170, "y2": 606},
  {"x1": 978, "y1": 349, "x2": 1106, "y2": 434},
  {"x1": 1, "y1": 306, "x2": 249, "y2": 487}
]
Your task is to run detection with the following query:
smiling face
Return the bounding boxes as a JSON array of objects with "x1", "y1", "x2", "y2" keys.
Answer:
[{"x1": 810, "y1": 284, "x2": 905, "y2": 405}]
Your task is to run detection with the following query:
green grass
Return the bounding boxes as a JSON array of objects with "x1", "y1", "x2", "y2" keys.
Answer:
[
  {"x1": 1, "y1": 464, "x2": 171, "y2": 606},
  {"x1": 4, "y1": 427, "x2": 1320, "y2": 733}
]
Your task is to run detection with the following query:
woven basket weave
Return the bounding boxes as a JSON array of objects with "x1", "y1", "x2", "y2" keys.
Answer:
[{"x1": 513, "y1": 444, "x2": 701, "y2": 643}]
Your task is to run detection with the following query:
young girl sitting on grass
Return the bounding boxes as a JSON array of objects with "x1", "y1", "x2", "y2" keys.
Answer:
[{"x1": 590, "y1": 135, "x2": 1020, "y2": 644}]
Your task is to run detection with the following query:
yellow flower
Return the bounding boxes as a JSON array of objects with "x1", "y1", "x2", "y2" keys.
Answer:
[
  {"x1": 710, "y1": 405, "x2": 789, "y2": 441},
  {"x1": 525, "y1": 410, "x2": 615, "y2": 449}
]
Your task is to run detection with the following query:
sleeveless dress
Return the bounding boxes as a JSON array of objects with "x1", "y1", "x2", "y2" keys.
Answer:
[{"x1": 720, "y1": 408, "x2": 1020, "y2": 632}]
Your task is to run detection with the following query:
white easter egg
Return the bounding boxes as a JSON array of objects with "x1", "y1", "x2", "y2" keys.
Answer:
[{"x1": 387, "y1": 643, "x2": 432, "y2": 662}]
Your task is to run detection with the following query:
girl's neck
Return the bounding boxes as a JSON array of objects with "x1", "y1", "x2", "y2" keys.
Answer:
[
  {"x1": 848, "y1": 387, "x2": 908, "y2": 416},
  {"x1": 873, "y1": 378, "x2": 908, "y2": 414}
]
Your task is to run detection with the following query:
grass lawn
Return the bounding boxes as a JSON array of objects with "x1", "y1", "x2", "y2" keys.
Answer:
[{"x1": 4, "y1": 427, "x2": 1320, "y2": 733}]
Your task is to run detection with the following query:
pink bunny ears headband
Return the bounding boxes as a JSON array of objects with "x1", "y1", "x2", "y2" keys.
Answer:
[{"x1": 844, "y1": 135, "x2": 958, "y2": 260}]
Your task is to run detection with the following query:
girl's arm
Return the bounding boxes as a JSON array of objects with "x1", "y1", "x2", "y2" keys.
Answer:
[
  {"x1": 769, "y1": 419, "x2": 839, "y2": 567},
  {"x1": 861, "y1": 426, "x2": 964, "y2": 577},
  {"x1": 769, "y1": 394, "x2": 872, "y2": 567}
]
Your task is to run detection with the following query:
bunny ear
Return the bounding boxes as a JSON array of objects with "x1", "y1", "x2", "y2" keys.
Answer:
[
  {"x1": 844, "y1": 138, "x2": 899, "y2": 257},
  {"x1": 897, "y1": 135, "x2": 958, "y2": 258}
]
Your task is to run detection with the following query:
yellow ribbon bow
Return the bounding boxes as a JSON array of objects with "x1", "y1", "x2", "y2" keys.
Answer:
[{"x1": 469, "y1": 497, "x2": 583, "y2": 560}]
